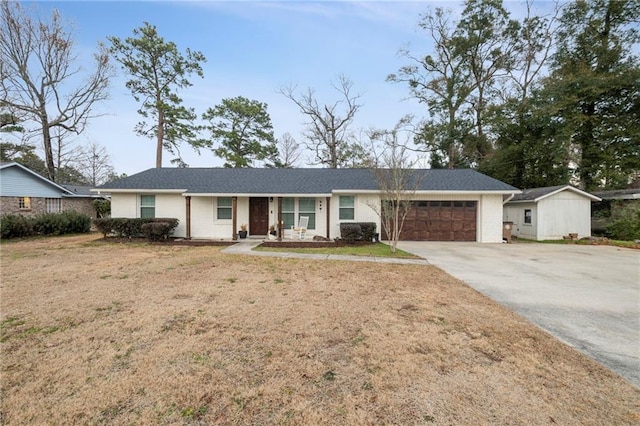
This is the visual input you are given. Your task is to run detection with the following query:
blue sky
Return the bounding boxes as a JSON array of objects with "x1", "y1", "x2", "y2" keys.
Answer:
[{"x1": 28, "y1": 1, "x2": 551, "y2": 175}]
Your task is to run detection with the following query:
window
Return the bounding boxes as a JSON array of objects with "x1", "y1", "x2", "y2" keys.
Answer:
[
  {"x1": 298, "y1": 197, "x2": 316, "y2": 229},
  {"x1": 282, "y1": 197, "x2": 316, "y2": 229},
  {"x1": 18, "y1": 197, "x2": 31, "y2": 210},
  {"x1": 282, "y1": 197, "x2": 295, "y2": 229},
  {"x1": 140, "y1": 195, "x2": 155, "y2": 218},
  {"x1": 524, "y1": 209, "x2": 532, "y2": 224},
  {"x1": 46, "y1": 198, "x2": 61, "y2": 213},
  {"x1": 217, "y1": 197, "x2": 232, "y2": 220},
  {"x1": 339, "y1": 196, "x2": 355, "y2": 220}
]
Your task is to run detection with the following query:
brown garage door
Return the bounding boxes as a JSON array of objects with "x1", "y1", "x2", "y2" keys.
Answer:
[{"x1": 383, "y1": 201, "x2": 477, "y2": 241}]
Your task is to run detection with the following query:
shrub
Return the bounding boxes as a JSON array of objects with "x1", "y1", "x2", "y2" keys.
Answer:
[
  {"x1": 141, "y1": 222, "x2": 176, "y2": 241},
  {"x1": 339, "y1": 222, "x2": 377, "y2": 243},
  {"x1": 359, "y1": 222, "x2": 377, "y2": 242},
  {"x1": 34, "y1": 213, "x2": 70, "y2": 236},
  {"x1": 95, "y1": 218, "x2": 179, "y2": 239},
  {"x1": 0, "y1": 211, "x2": 91, "y2": 239},
  {"x1": 93, "y1": 199, "x2": 111, "y2": 218},
  {"x1": 606, "y1": 210, "x2": 640, "y2": 241},
  {"x1": 340, "y1": 223, "x2": 363, "y2": 243},
  {"x1": 1, "y1": 214, "x2": 35, "y2": 239},
  {"x1": 64, "y1": 211, "x2": 92, "y2": 233},
  {"x1": 94, "y1": 218, "x2": 113, "y2": 237}
]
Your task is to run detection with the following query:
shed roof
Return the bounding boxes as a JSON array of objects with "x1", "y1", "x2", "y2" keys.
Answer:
[
  {"x1": 508, "y1": 185, "x2": 600, "y2": 203},
  {"x1": 96, "y1": 167, "x2": 519, "y2": 195}
]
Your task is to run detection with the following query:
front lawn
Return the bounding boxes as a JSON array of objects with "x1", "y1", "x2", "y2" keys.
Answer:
[
  {"x1": 254, "y1": 242, "x2": 420, "y2": 258},
  {"x1": 1, "y1": 234, "x2": 638, "y2": 424}
]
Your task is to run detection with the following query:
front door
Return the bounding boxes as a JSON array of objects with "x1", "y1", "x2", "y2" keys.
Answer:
[{"x1": 249, "y1": 197, "x2": 269, "y2": 235}]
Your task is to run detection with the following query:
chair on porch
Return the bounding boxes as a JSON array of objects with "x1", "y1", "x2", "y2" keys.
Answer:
[{"x1": 292, "y1": 216, "x2": 309, "y2": 239}]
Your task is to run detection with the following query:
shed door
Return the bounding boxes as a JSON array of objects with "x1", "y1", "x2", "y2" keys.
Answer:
[{"x1": 383, "y1": 201, "x2": 477, "y2": 241}]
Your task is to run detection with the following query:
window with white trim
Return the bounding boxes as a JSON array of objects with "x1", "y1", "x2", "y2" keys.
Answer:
[
  {"x1": 298, "y1": 197, "x2": 316, "y2": 229},
  {"x1": 282, "y1": 197, "x2": 316, "y2": 229},
  {"x1": 339, "y1": 195, "x2": 355, "y2": 220},
  {"x1": 46, "y1": 198, "x2": 61, "y2": 213},
  {"x1": 18, "y1": 197, "x2": 31, "y2": 210},
  {"x1": 140, "y1": 195, "x2": 155, "y2": 218},
  {"x1": 524, "y1": 209, "x2": 532, "y2": 224},
  {"x1": 217, "y1": 197, "x2": 232, "y2": 220},
  {"x1": 282, "y1": 197, "x2": 295, "y2": 229}
]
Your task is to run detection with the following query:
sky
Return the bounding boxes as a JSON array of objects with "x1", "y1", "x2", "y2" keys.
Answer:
[{"x1": 23, "y1": 0, "x2": 554, "y2": 176}]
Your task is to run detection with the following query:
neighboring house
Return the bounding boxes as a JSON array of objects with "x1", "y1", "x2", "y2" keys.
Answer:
[
  {"x1": 503, "y1": 185, "x2": 601, "y2": 241},
  {"x1": 95, "y1": 168, "x2": 519, "y2": 242},
  {"x1": 591, "y1": 188, "x2": 640, "y2": 234},
  {"x1": 0, "y1": 162, "x2": 105, "y2": 219}
]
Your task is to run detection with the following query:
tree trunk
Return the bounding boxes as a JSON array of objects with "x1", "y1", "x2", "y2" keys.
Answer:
[{"x1": 156, "y1": 106, "x2": 164, "y2": 168}]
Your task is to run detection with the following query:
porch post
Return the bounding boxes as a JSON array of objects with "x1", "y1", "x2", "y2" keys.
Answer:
[
  {"x1": 232, "y1": 196, "x2": 238, "y2": 241},
  {"x1": 185, "y1": 196, "x2": 191, "y2": 239},
  {"x1": 326, "y1": 197, "x2": 331, "y2": 239},
  {"x1": 277, "y1": 197, "x2": 283, "y2": 241}
]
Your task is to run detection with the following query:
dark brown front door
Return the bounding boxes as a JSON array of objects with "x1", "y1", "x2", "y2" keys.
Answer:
[{"x1": 249, "y1": 197, "x2": 269, "y2": 235}]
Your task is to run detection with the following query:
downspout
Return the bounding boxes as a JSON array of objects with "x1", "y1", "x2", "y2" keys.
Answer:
[
  {"x1": 326, "y1": 197, "x2": 331, "y2": 239},
  {"x1": 232, "y1": 196, "x2": 238, "y2": 241},
  {"x1": 503, "y1": 193, "x2": 515, "y2": 204},
  {"x1": 277, "y1": 197, "x2": 283, "y2": 242},
  {"x1": 185, "y1": 196, "x2": 191, "y2": 239}
]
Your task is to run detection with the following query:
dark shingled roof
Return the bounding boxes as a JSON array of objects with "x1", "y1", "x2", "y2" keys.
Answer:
[
  {"x1": 509, "y1": 185, "x2": 600, "y2": 202},
  {"x1": 96, "y1": 168, "x2": 518, "y2": 194},
  {"x1": 510, "y1": 185, "x2": 568, "y2": 202}
]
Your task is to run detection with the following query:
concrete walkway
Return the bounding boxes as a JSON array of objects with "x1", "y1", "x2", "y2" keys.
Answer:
[{"x1": 220, "y1": 240, "x2": 430, "y2": 265}]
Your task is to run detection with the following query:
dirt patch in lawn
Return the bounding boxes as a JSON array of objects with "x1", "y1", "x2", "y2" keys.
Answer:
[{"x1": 1, "y1": 234, "x2": 638, "y2": 425}]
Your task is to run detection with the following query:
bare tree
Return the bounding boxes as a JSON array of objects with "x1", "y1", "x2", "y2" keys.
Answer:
[
  {"x1": 273, "y1": 132, "x2": 301, "y2": 168},
  {"x1": 278, "y1": 75, "x2": 362, "y2": 168},
  {"x1": 367, "y1": 121, "x2": 424, "y2": 253},
  {"x1": 76, "y1": 142, "x2": 115, "y2": 186},
  {"x1": 0, "y1": 0, "x2": 113, "y2": 181}
]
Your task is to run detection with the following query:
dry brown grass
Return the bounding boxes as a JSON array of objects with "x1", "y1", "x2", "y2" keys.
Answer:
[{"x1": 1, "y1": 234, "x2": 638, "y2": 425}]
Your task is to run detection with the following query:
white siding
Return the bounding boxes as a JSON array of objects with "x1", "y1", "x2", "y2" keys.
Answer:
[
  {"x1": 111, "y1": 191, "x2": 512, "y2": 242},
  {"x1": 504, "y1": 190, "x2": 593, "y2": 241},
  {"x1": 191, "y1": 197, "x2": 216, "y2": 239},
  {"x1": 110, "y1": 193, "x2": 187, "y2": 237},
  {"x1": 332, "y1": 193, "x2": 381, "y2": 239},
  {"x1": 478, "y1": 194, "x2": 504, "y2": 243},
  {"x1": 156, "y1": 194, "x2": 187, "y2": 237},
  {"x1": 110, "y1": 193, "x2": 138, "y2": 218},
  {"x1": 538, "y1": 191, "x2": 592, "y2": 240},
  {"x1": 504, "y1": 202, "x2": 537, "y2": 239}
]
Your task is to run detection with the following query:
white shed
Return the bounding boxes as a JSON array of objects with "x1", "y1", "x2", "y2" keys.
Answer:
[{"x1": 504, "y1": 185, "x2": 601, "y2": 241}]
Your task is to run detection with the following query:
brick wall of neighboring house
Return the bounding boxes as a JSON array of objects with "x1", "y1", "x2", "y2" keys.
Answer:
[
  {"x1": 63, "y1": 198, "x2": 98, "y2": 219},
  {"x1": 0, "y1": 196, "x2": 47, "y2": 216},
  {"x1": 0, "y1": 196, "x2": 98, "y2": 219}
]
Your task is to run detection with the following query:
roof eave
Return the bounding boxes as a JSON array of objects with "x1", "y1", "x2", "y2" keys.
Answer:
[
  {"x1": 185, "y1": 192, "x2": 333, "y2": 197},
  {"x1": 92, "y1": 188, "x2": 187, "y2": 194},
  {"x1": 534, "y1": 186, "x2": 602, "y2": 202}
]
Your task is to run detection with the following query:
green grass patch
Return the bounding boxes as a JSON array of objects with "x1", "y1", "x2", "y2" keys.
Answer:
[{"x1": 254, "y1": 243, "x2": 420, "y2": 258}]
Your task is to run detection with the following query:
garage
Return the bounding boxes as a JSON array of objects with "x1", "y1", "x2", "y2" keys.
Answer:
[{"x1": 384, "y1": 201, "x2": 477, "y2": 241}]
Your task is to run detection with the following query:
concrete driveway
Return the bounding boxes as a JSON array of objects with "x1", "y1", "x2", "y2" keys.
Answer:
[{"x1": 396, "y1": 241, "x2": 640, "y2": 388}]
